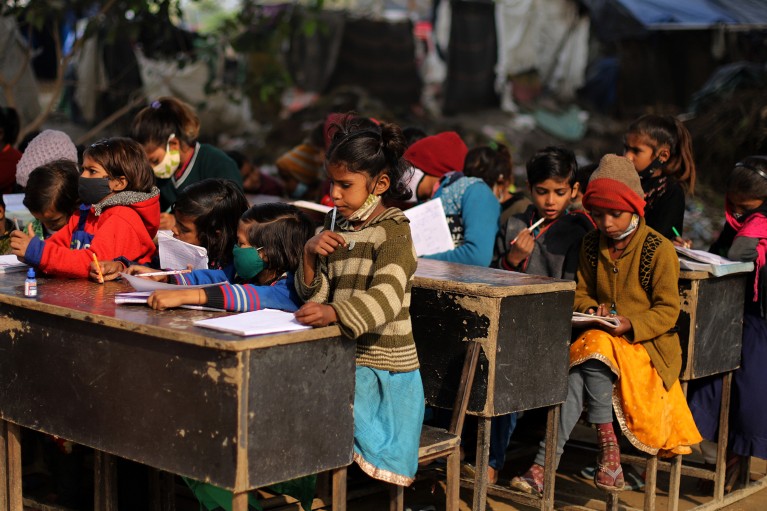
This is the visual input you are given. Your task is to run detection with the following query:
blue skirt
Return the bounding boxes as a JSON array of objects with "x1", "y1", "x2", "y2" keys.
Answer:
[
  {"x1": 688, "y1": 313, "x2": 767, "y2": 458},
  {"x1": 353, "y1": 366, "x2": 425, "y2": 486}
]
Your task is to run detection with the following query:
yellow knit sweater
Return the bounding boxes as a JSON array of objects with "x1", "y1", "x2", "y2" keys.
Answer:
[{"x1": 574, "y1": 219, "x2": 682, "y2": 389}]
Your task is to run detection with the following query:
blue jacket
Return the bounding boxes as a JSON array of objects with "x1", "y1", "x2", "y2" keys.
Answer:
[{"x1": 173, "y1": 270, "x2": 302, "y2": 312}]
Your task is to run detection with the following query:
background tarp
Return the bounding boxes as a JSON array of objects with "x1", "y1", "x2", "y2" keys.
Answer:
[{"x1": 0, "y1": 17, "x2": 42, "y2": 129}]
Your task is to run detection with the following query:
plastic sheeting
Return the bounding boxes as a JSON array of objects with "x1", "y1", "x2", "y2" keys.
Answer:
[
  {"x1": 494, "y1": 0, "x2": 590, "y2": 104},
  {"x1": 0, "y1": 17, "x2": 42, "y2": 129}
]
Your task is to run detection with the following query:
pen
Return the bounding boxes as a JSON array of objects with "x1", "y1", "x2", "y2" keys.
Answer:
[
  {"x1": 510, "y1": 217, "x2": 546, "y2": 246},
  {"x1": 91, "y1": 252, "x2": 104, "y2": 284},
  {"x1": 672, "y1": 226, "x2": 691, "y2": 248},
  {"x1": 672, "y1": 226, "x2": 682, "y2": 238},
  {"x1": 13, "y1": 218, "x2": 20, "y2": 231},
  {"x1": 135, "y1": 269, "x2": 192, "y2": 277},
  {"x1": 329, "y1": 206, "x2": 337, "y2": 232}
]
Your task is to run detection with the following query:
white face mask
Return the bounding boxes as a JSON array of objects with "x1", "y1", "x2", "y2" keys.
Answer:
[
  {"x1": 608, "y1": 213, "x2": 640, "y2": 240},
  {"x1": 152, "y1": 134, "x2": 181, "y2": 179}
]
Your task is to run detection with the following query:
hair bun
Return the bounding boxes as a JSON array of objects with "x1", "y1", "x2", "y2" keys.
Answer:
[{"x1": 379, "y1": 122, "x2": 406, "y2": 161}]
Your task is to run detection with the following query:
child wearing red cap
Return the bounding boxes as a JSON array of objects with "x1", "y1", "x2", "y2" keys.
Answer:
[
  {"x1": 511, "y1": 154, "x2": 701, "y2": 495},
  {"x1": 405, "y1": 131, "x2": 500, "y2": 267}
]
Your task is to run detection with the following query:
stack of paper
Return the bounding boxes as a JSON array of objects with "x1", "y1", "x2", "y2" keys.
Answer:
[
  {"x1": 572, "y1": 312, "x2": 621, "y2": 328},
  {"x1": 157, "y1": 231, "x2": 209, "y2": 270},
  {"x1": 194, "y1": 308, "x2": 311, "y2": 336},
  {"x1": 675, "y1": 246, "x2": 754, "y2": 276},
  {"x1": 0, "y1": 254, "x2": 28, "y2": 274}
]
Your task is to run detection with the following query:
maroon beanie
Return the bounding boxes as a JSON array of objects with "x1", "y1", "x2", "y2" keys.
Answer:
[{"x1": 404, "y1": 131, "x2": 468, "y2": 177}]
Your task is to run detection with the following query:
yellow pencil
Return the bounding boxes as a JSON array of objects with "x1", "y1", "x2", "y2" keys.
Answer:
[{"x1": 92, "y1": 252, "x2": 104, "y2": 284}]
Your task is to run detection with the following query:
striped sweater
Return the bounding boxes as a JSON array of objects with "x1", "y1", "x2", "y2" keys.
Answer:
[{"x1": 295, "y1": 207, "x2": 420, "y2": 373}]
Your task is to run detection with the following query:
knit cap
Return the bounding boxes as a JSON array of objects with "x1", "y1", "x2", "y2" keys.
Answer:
[
  {"x1": 404, "y1": 131, "x2": 468, "y2": 177},
  {"x1": 583, "y1": 154, "x2": 646, "y2": 216},
  {"x1": 275, "y1": 143, "x2": 323, "y2": 184},
  {"x1": 16, "y1": 130, "x2": 78, "y2": 188}
]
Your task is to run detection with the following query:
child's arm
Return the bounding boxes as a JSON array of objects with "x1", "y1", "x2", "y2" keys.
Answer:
[
  {"x1": 295, "y1": 230, "x2": 346, "y2": 302},
  {"x1": 304, "y1": 227, "x2": 417, "y2": 338},
  {"x1": 423, "y1": 183, "x2": 500, "y2": 267},
  {"x1": 727, "y1": 236, "x2": 759, "y2": 262},
  {"x1": 172, "y1": 268, "x2": 229, "y2": 286},
  {"x1": 572, "y1": 234, "x2": 600, "y2": 313},
  {"x1": 626, "y1": 241, "x2": 681, "y2": 342}
]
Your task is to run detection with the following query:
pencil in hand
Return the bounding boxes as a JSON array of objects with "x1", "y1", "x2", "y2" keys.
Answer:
[
  {"x1": 91, "y1": 252, "x2": 105, "y2": 284},
  {"x1": 510, "y1": 217, "x2": 546, "y2": 246}
]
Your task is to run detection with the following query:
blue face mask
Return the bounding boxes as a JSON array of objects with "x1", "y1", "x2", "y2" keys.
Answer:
[
  {"x1": 290, "y1": 181, "x2": 309, "y2": 199},
  {"x1": 233, "y1": 245, "x2": 265, "y2": 280}
]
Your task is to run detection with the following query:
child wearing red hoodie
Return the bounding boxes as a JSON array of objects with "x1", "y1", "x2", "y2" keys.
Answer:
[{"x1": 11, "y1": 137, "x2": 160, "y2": 279}]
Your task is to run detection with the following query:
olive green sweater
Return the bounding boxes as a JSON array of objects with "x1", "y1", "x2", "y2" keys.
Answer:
[
  {"x1": 574, "y1": 219, "x2": 682, "y2": 389},
  {"x1": 295, "y1": 207, "x2": 420, "y2": 373}
]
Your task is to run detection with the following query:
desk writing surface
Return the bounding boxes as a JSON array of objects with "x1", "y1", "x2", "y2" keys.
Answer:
[
  {"x1": 412, "y1": 260, "x2": 576, "y2": 416},
  {"x1": 0, "y1": 274, "x2": 355, "y2": 491}
]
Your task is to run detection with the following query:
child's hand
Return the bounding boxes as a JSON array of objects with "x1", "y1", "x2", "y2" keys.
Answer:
[
  {"x1": 294, "y1": 302, "x2": 338, "y2": 327},
  {"x1": 506, "y1": 229, "x2": 535, "y2": 267},
  {"x1": 9, "y1": 229, "x2": 34, "y2": 259},
  {"x1": 90, "y1": 260, "x2": 125, "y2": 282},
  {"x1": 672, "y1": 238, "x2": 692, "y2": 249},
  {"x1": 126, "y1": 265, "x2": 169, "y2": 282},
  {"x1": 147, "y1": 289, "x2": 203, "y2": 310},
  {"x1": 159, "y1": 212, "x2": 176, "y2": 231},
  {"x1": 606, "y1": 315, "x2": 632, "y2": 337},
  {"x1": 305, "y1": 231, "x2": 347, "y2": 257}
]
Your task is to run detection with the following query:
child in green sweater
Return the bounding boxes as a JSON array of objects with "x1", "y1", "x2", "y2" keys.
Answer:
[{"x1": 294, "y1": 115, "x2": 424, "y2": 487}]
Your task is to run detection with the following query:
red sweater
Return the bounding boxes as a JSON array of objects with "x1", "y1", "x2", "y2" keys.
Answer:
[
  {"x1": 25, "y1": 192, "x2": 160, "y2": 278},
  {"x1": 0, "y1": 144, "x2": 21, "y2": 194}
]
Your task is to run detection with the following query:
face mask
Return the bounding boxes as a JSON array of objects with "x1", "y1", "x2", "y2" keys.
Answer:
[
  {"x1": 152, "y1": 134, "x2": 181, "y2": 179},
  {"x1": 290, "y1": 181, "x2": 309, "y2": 199},
  {"x1": 233, "y1": 245, "x2": 265, "y2": 280},
  {"x1": 78, "y1": 177, "x2": 113, "y2": 205},
  {"x1": 608, "y1": 213, "x2": 640, "y2": 240},
  {"x1": 347, "y1": 193, "x2": 381, "y2": 223},
  {"x1": 639, "y1": 156, "x2": 664, "y2": 176}
]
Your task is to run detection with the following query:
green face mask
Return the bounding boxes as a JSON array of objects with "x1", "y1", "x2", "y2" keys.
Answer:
[{"x1": 233, "y1": 245, "x2": 265, "y2": 280}]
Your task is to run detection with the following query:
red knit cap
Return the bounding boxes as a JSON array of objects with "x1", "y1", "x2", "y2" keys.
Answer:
[
  {"x1": 582, "y1": 154, "x2": 646, "y2": 216},
  {"x1": 404, "y1": 131, "x2": 468, "y2": 177}
]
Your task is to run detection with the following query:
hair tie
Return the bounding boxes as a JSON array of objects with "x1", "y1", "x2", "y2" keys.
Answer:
[{"x1": 151, "y1": 100, "x2": 162, "y2": 109}]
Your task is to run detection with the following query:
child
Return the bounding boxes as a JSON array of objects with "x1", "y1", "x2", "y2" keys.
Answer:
[
  {"x1": 486, "y1": 147, "x2": 593, "y2": 484},
  {"x1": 10, "y1": 137, "x2": 160, "y2": 279},
  {"x1": 688, "y1": 156, "x2": 767, "y2": 489},
  {"x1": 497, "y1": 147, "x2": 594, "y2": 279},
  {"x1": 511, "y1": 154, "x2": 701, "y2": 495},
  {"x1": 15, "y1": 129, "x2": 79, "y2": 190},
  {"x1": 0, "y1": 106, "x2": 20, "y2": 194},
  {"x1": 226, "y1": 150, "x2": 284, "y2": 196},
  {"x1": 131, "y1": 97, "x2": 243, "y2": 225},
  {"x1": 623, "y1": 114, "x2": 696, "y2": 241},
  {"x1": 403, "y1": 131, "x2": 466, "y2": 204},
  {"x1": 23, "y1": 160, "x2": 81, "y2": 239},
  {"x1": 293, "y1": 117, "x2": 424, "y2": 487},
  {"x1": 134, "y1": 202, "x2": 312, "y2": 312}
]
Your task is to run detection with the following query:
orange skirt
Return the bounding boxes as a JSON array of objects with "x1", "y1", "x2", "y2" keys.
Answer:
[{"x1": 570, "y1": 329, "x2": 702, "y2": 457}]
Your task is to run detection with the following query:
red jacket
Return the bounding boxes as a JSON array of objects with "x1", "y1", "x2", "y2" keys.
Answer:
[{"x1": 25, "y1": 190, "x2": 160, "y2": 278}]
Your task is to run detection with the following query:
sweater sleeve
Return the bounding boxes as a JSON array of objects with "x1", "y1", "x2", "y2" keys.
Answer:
[
  {"x1": 423, "y1": 183, "x2": 501, "y2": 267},
  {"x1": 173, "y1": 269, "x2": 229, "y2": 285},
  {"x1": 628, "y1": 240, "x2": 681, "y2": 343},
  {"x1": 728, "y1": 236, "x2": 759, "y2": 262},
  {"x1": 32, "y1": 211, "x2": 152, "y2": 278},
  {"x1": 204, "y1": 275, "x2": 302, "y2": 312},
  {"x1": 331, "y1": 226, "x2": 417, "y2": 339}
]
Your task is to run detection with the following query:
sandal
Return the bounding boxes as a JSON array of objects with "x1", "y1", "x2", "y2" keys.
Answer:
[
  {"x1": 595, "y1": 423, "x2": 625, "y2": 491},
  {"x1": 510, "y1": 464, "x2": 544, "y2": 496}
]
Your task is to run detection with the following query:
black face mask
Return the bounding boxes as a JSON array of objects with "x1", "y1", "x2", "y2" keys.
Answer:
[
  {"x1": 639, "y1": 156, "x2": 664, "y2": 177},
  {"x1": 78, "y1": 177, "x2": 113, "y2": 205}
]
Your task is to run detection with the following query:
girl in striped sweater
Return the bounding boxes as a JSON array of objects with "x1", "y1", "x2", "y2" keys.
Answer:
[
  {"x1": 294, "y1": 116, "x2": 425, "y2": 487},
  {"x1": 134, "y1": 202, "x2": 313, "y2": 312}
]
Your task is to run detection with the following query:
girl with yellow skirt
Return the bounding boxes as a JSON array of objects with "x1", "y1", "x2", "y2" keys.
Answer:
[{"x1": 511, "y1": 154, "x2": 701, "y2": 495}]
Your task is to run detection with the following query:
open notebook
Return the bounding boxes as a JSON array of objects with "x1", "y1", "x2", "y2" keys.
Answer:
[
  {"x1": 675, "y1": 246, "x2": 753, "y2": 276},
  {"x1": 572, "y1": 312, "x2": 620, "y2": 328},
  {"x1": 194, "y1": 309, "x2": 311, "y2": 337}
]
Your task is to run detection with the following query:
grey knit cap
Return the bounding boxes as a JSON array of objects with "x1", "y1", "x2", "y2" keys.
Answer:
[{"x1": 16, "y1": 130, "x2": 78, "y2": 188}]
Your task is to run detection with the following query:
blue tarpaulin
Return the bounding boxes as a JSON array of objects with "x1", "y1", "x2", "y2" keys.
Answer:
[{"x1": 581, "y1": 0, "x2": 767, "y2": 40}]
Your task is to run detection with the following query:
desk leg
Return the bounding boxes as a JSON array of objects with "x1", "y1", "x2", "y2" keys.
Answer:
[
  {"x1": 667, "y1": 455, "x2": 682, "y2": 511},
  {"x1": 541, "y1": 406, "x2": 559, "y2": 511},
  {"x1": 472, "y1": 417, "x2": 490, "y2": 511},
  {"x1": 94, "y1": 451, "x2": 118, "y2": 511},
  {"x1": 149, "y1": 468, "x2": 176, "y2": 511},
  {"x1": 332, "y1": 467, "x2": 347, "y2": 511},
  {"x1": 232, "y1": 491, "x2": 248, "y2": 511},
  {"x1": 713, "y1": 372, "x2": 732, "y2": 503},
  {"x1": 643, "y1": 455, "x2": 657, "y2": 511},
  {"x1": 0, "y1": 420, "x2": 23, "y2": 511}
]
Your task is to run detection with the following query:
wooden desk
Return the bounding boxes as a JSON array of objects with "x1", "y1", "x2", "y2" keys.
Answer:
[
  {"x1": 0, "y1": 275, "x2": 355, "y2": 511},
  {"x1": 411, "y1": 259, "x2": 576, "y2": 511}
]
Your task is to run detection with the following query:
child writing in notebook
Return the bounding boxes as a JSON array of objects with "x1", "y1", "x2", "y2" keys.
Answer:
[
  {"x1": 511, "y1": 154, "x2": 701, "y2": 495},
  {"x1": 132, "y1": 202, "x2": 313, "y2": 312},
  {"x1": 688, "y1": 156, "x2": 767, "y2": 489},
  {"x1": 23, "y1": 160, "x2": 81, "y2": 239},
  {"x1": 294, "y1": 116, "x2": 424, "y2": 487},
  {"x1": 94, "y1": 178, "x2": 249, "y2": 282},
  {"x1": 623, "y1": 114, "x2": 696, "y2": 242},
  {"x1": 10, "y1": 138, "x2": 159, "y2": 279},
  {"x1": 484, "y1": 147, "x2": 593, "y2": 485}
]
